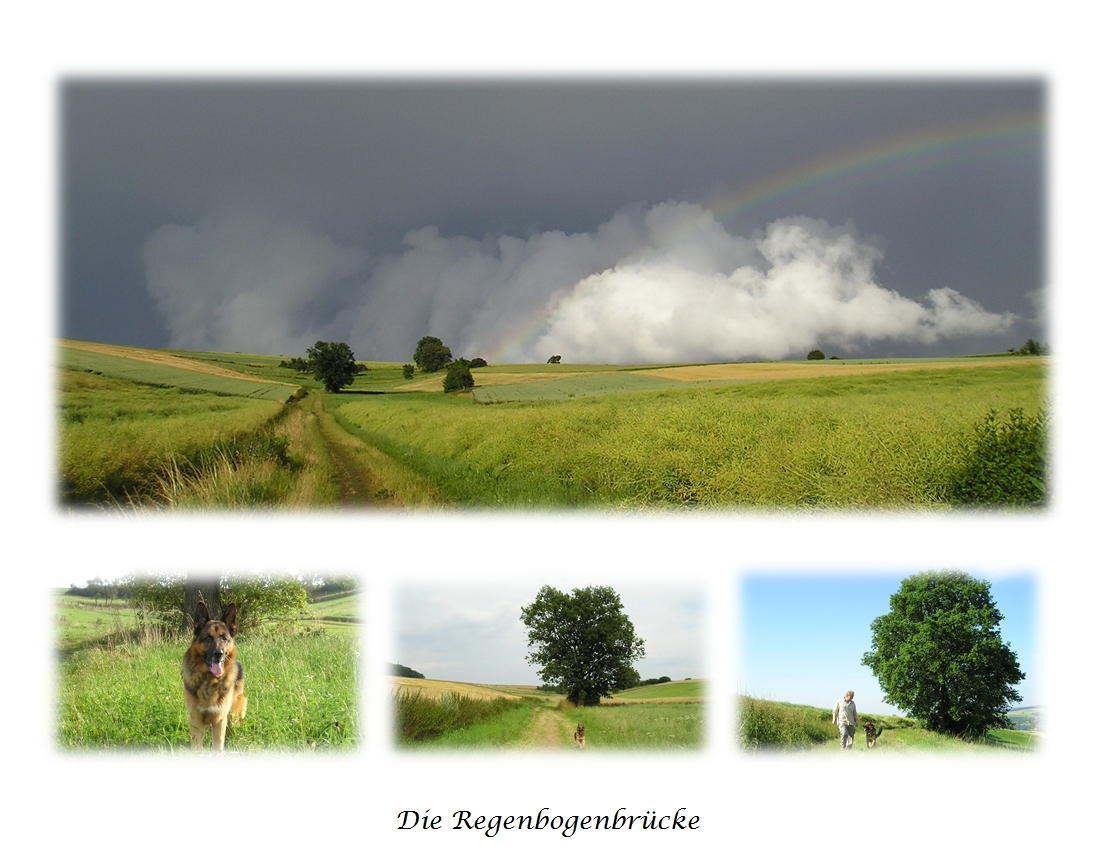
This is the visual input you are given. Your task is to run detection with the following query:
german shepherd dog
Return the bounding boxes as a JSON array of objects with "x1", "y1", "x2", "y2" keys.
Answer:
[
  {"x1": 574, "y1": 723, "x2": 586, "y2": 750},
  {"x1": 863, "y1": 720, "x2": 881, "y2": 749},
  {"x1": 183, "y1": 600, "x2": 247, "y2": 752}
]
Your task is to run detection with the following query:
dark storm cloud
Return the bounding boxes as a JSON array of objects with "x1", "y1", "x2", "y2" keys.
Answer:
[{"x1": 62, "y1": 79, "x2": 1044, "y2": 360}]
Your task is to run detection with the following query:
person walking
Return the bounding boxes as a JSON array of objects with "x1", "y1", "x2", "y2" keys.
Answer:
[{"x1": 832, "y1": 690, "x2": 858, "y2": 750}]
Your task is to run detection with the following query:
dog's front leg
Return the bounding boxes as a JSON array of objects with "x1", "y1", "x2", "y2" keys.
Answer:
[
  {"x1": 212, "y1": 716, "x2": 228, "y2": 753},
  {"x1": 188, "y1": 718, "x2": 206, "y2": 750}
]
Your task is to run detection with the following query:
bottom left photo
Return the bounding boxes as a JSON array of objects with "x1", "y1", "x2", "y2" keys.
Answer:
[{"x1": 55, "y1": 574, "x2": 361, "y2": 753}]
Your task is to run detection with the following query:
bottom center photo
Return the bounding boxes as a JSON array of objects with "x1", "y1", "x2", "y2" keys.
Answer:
[{"x1": 391, "y1": 579, "x2": 705, "y2": 751}]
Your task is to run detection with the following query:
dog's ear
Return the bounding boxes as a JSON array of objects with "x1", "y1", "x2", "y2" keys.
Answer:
[
  {"x1": 222, "y1": 603, "x2": 237, "y2": 636},
  {"x1": 194, "y1": 600, "x2": 211, "y2": 632}
]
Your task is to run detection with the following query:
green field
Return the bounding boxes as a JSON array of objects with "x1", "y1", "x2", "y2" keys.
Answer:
[
  {"x1": 395, "y1": 678, "x2": 705, "y2": 750},
  {"x1": 614, "y1": 680, "x2": 704, "y2": 699},
  {"x1": 472, "y1": 372, "x2": 709, "y2": 403},
  {"x1": 336, "y1": 361, "x2": 1046, "y2": 508},
  {"x1": 56, "y1": 592, "x2": 360, "y2": 752},
  {"x1": 60, "y1": 346, "x2": 302, "y2": 401},
  {"x1": 737, "y1": 696, "x2": 1039, "y2": 753},
  {"x1": 58, "y1": 340, "x2": 1048, "y2": 510}
]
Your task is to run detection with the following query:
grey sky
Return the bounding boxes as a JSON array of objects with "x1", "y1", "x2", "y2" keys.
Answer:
[
  {"x1": 394, "y1": 580, "x2": 703, "y2": 684},
  {"x1": 62, "y1": 79, "x2": 1044, "y2": 362}
]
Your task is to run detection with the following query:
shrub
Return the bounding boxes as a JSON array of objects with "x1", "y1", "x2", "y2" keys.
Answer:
[
  {"x1": 547, "y1": 355, "x2": 562, "y2": 364},
  {"x1": 469, "y1": 357, "x2": 488, "y2": 368},
  {"x1": 443, "y1": 360, "x2": 475, "y2": 393},
  {"x1": 402, "y1": 364, "x2": 415, "y2": 379},
  {"x1": 951, "y1": 407, "x2": 1048, "y2": 507},
  {"x1": 807, "y1": 349, "x2": 825, "y2": 360}
]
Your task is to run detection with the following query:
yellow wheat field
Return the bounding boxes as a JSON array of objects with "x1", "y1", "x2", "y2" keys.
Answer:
[
  {"x1": 636, "y1": 357, "x2": 1042, "y2": 383},
  {"x1": 390, "y1": 677, "x2": 522, "y2": 700}
]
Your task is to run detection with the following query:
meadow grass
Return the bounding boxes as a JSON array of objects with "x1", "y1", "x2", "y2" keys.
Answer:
[
  {"x1": 308, "y1": 592, "x2": 362, "y2": 622},
  {"x1": 56, "y1": 595, "x2": 142, "y2": 651},
  {"x1": 615, "y1": 680, "x2": 704, "y2": 699},
  {"x1": 332, "y1": 362, "x2": 1047, "y2": 508},
  {"x1": 57, "y1": 624, "x2": 360, "y2": 752},
  {"x1": 562, "y1": 702, "x2": 704, "y2": 750},
  {"x1": 984, "y1": 728, "x2": 1039, "y2": 750}
]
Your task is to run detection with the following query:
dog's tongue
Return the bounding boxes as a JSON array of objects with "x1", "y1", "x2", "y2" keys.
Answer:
[{"x1": 210, "y1": 661, "x2": 224, "y2": 676}]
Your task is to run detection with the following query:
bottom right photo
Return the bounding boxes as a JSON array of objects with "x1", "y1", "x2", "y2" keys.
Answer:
[{"x1": 738, "y1": 569, "x2": 1038, "y2": 754}]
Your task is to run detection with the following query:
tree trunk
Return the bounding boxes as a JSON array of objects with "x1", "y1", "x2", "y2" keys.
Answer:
[{"x1": 182, "y1": 577, "x2": 222, "y2": 632}]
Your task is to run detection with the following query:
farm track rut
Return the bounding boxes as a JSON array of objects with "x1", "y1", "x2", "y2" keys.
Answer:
[
  {"x1": 311, "y1": 401, "x2": 393, "y2": 507},
  {"x1": 308, "y1": 397, "x2": 445, "y2": 508}
]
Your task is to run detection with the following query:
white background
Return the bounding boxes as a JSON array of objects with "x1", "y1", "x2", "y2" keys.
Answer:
[{"x1": 4, "y1": 3, "x2": 1108, "y2": 859}]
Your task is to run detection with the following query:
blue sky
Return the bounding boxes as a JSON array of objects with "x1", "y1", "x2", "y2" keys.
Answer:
[
  {"x1": 395, "y1": 580, "x2": 704, "y2": 685},
  {"x1": 739, "y1": 572, "x2": 1037, "y2": 715}
]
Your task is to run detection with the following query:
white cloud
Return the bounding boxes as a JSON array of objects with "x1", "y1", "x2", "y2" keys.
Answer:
[
  {"x1": 532, "y1": 213, "x2": 1015, "y2": 363},
  {"x1": 141, "y1": 202, "x2": 1015, "y2": 362}
]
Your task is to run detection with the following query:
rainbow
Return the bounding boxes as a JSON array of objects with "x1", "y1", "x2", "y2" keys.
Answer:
[{"x1": 490, "y1": 111, "x2": 1044, "y2": 362}]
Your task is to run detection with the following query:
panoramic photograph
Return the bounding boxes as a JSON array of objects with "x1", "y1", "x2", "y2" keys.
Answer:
[
  {"x1": 391, "y1": 580, "x2": 704, "y2": 751},
  {"x1": 56, "y1": 573, "x2": 361, "y2": 752},
  {"x1": 737, "y1": 570, "x2": 1039, "y2": 754},
  {"x1": 59, "y1": 79, "x2": 1047, "y2": 510}
]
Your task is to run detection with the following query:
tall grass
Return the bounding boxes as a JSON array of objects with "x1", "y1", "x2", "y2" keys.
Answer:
[
  {"x1": 59, "y1": 370, "x2": 288, "y2": 504},
  {"x1": 60, "y1": 371, "x2": 340, "y2": 508},
  {"x1": 394, "y1": 688, "x2": 528, "y2": 743},
  {"x1": 333, "y1": 364, "x2": 1047, "y2": 508},
  {"x1": 738, "y1": 696, "x2": 839, "y2": 750},
  {"x1": 57, "y1": 625, "x2": 360, "y2": 751}
]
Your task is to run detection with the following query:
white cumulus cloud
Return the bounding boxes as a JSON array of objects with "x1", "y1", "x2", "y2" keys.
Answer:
[{"x1": 140, "y1": 202, "x2": 1015, "y2": 362}]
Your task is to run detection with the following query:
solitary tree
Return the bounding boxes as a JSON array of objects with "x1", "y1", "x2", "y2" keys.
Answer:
[
  {"x1": 306, "y1": 340, "x2": 358, "y2": 393},
  {"x1": 862, "y1": 571, "x2": 1024, "y2": 736},
  {"x1": 413, "y1": 336, "x2": 452, "y2": 373},
  {"x1": 520, "y1": 585, "x2": 645, "y2": 706},
  {"x1": 547, "y1": 355, "x2": 561, "y2": 364},
  {"x1": 807, "y1": 349, "x2": 825, "y2": 360}
]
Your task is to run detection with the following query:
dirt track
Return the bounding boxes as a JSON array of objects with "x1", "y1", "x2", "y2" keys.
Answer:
[
  {"x1": 514, "y1": 707, "x2": 576, "y2": 750},
  {"x1": 306, "y1": 396, "x2": 444, "y2": 508}
]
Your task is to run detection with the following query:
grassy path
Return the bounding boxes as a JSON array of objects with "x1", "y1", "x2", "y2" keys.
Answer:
[
  {"x1": 309, "y1": 396, "x2": 445, "y2": 508},
  {"x1": 513, "y1": 705, "x2": 577, "y2": 750}
]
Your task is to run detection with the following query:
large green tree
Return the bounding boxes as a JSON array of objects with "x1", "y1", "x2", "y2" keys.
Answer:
[
  {"x1": 862, "y1": 571, "x2": 1024, "y2": 736},
  {"x1": 520, "y1": 585, "x2": 645, "y2": 706},
  {"x1": 126, "y1": 574, "x2": 309, "y2": 633},
  {"x1": 413, "y1": 336, "x2": 452, "y2": 373},
  {"x1": 306, "y1": 340, "x2": 358, "y2": 393}
]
